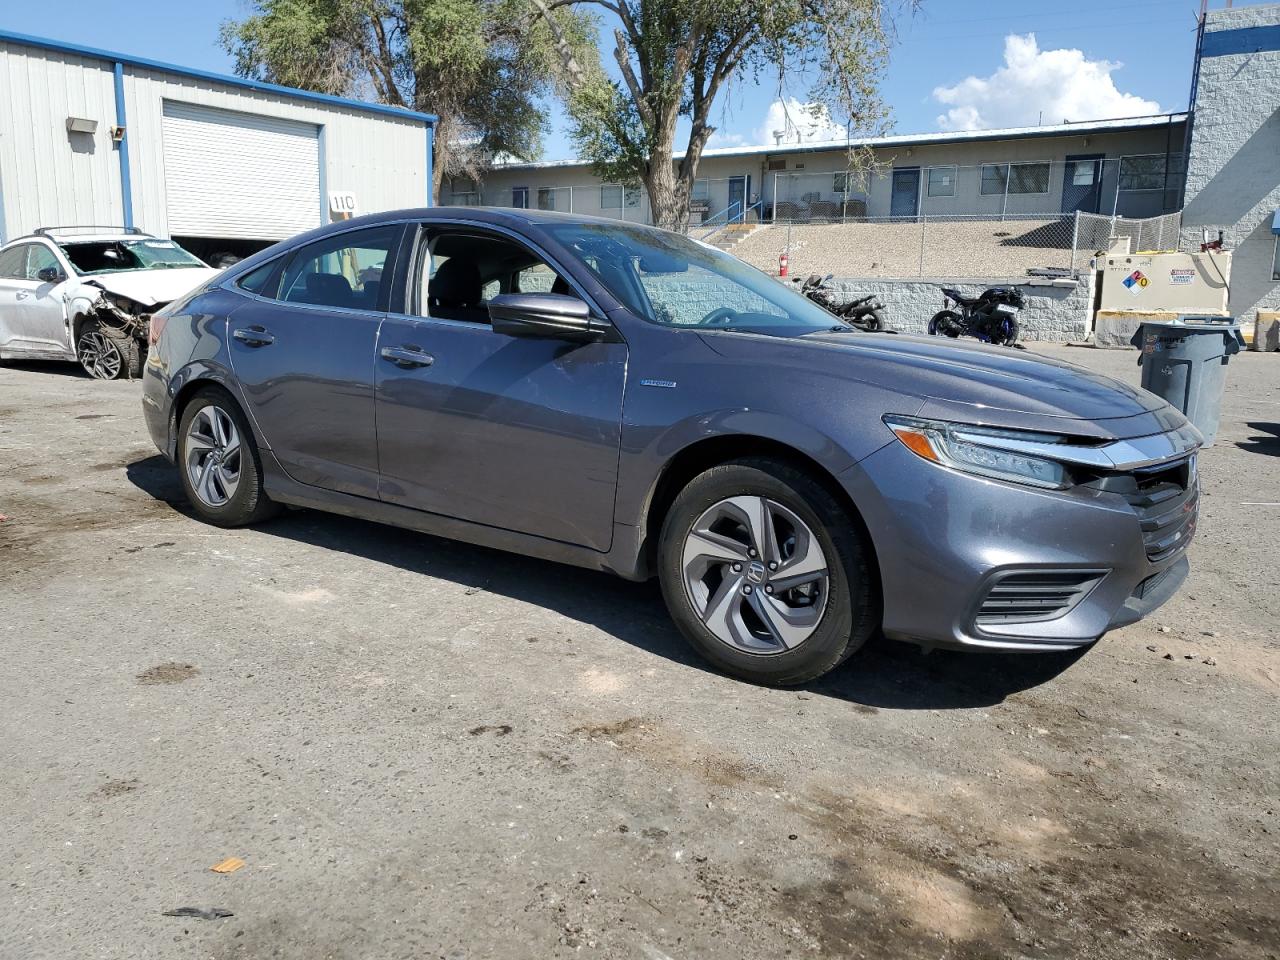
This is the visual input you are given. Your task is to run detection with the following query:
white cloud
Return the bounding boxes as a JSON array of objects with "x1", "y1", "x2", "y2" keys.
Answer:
[
  {"x1": 753, "y1": 98, "x2": 847, "y2": 146},
  {"x1": 932, "y1": 34, "x2": 1161, "y2": 132},
  {"x1": 706, "y1": 130, "x2": 746, "y2": 149}
]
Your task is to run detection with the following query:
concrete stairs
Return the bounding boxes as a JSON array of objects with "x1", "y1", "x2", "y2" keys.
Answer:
[{"x1": 707, "y1": 222, "x2": 762, "y2": 252}]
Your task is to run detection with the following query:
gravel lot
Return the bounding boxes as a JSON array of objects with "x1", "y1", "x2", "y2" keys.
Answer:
[{"x1": 2, "y1": 345, "x2": 1278, "y2": 960}]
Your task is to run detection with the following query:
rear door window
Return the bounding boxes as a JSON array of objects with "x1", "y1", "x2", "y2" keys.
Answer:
[
  {"x1": 0, "y1": 245, "x2": 30, "y2": 279},
  {"x1": 278, "y1": 225, "x2": 401, "y2": 311}
]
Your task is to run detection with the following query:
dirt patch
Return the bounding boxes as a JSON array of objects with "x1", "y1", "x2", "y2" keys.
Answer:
[
  {"x1": 571, "y1": 717, "x2": 646, "y2": 739},
  {"x1": 137, "y1": 662, "x2": 199, "y2": 685},
  {"x1": 89, "y1": 778, "x2": 140, "y2": 800},
  {"x1": 469, "y1": 724, "x2": 513, "y2": 736}
]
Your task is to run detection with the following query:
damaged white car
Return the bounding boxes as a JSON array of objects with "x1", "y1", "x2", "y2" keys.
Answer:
[{"x1": 0, "y1": 227, "x2": 220, "y2": 379}]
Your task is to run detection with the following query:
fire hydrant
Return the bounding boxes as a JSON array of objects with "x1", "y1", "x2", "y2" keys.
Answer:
[{"x1": 779, "y1": 252, "x2": 789, "y2": 277}]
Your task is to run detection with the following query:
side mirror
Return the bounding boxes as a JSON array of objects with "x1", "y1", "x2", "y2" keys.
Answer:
[
  {"x1": 488, "y1": 292, "x2": 607, "y2": 342},
  {"x1": 36, "y1": 267, "x2": 64, "y2": 284}
]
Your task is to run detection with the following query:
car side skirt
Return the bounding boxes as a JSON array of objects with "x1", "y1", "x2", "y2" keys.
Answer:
[{"x1": 257, "y1": 448, "x2": 649, "y2": 582}]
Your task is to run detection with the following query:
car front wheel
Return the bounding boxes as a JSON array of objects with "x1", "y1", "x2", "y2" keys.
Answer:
[
  {"x1": 658, "y1": 458, "x2": 878, "y2": 686},
  {"x1": 76, "y1": 319, "x2": 141, "y2": 380}
]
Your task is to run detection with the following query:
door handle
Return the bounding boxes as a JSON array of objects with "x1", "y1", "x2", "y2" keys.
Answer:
[
  {"x1": 380, "y1": 345, "x2": 434, "y2": 369},
  {"x1": 232, "y1": 325, "x2": 275, "y2": 347}
]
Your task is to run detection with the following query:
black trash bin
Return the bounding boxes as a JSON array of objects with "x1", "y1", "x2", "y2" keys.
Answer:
[{"x1": 1130, "y1": 317, "x2": 1245, "y2": 446}]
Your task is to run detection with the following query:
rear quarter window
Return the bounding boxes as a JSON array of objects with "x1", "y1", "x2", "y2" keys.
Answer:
[{"x1": 237, "y1": 261, "x2": 280, "y2": 298}]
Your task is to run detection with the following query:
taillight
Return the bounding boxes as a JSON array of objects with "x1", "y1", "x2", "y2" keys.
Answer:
[{"x1": 148, "y1": 312, "x2": 167, "y2": 347}]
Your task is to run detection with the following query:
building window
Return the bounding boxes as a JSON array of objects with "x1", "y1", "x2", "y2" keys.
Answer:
[
  {"x1": 833, "y1": 172, "x2": 849, "y2": 195},
  {"x1": 512, "y1": 187, "x2": 529, "y2": 209},
  {"x1": 927, "y1": 166, "x2": 956, "y2": 198},
  {"x1": 600, "y1": 184, "x2": 623, "y2": 209},
  {"x1": 1273, "y1": 236, "x2": 1280, "y2": 282},
  {"x1": 537, "y1": 187, "x2": 557, "y2": 211},
  {"x1": 980, "y1": 164, "x2": 1006, "y2": 195},
  {"x1": 1119, "y1": 154, "x2": 1186, "y2": 191},
  {"x1": 451, "y1": 191, "x2": 480, "y2": 206},
  {"x1": 981, "y1": 162, "x2": 1050, "y2": 195}
]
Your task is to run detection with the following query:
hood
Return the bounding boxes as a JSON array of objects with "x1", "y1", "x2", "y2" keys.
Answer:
[
  {"x1": 85, "y1": 267, "x2": 221, "y2": 307},
  {"x1": 701, "y1": 330, "x2": 1181, "y2": 438}
]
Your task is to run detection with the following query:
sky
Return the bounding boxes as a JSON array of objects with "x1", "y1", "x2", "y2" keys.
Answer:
[{"x1": 0, "y1": 0, "x2": 1217, "y2": 160}]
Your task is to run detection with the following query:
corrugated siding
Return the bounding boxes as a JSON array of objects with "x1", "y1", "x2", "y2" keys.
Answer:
[
  {"x1": 0, "y1": 42, "x2": 122, "y2": 241},
  {"x1": 0, "y1": 41, "x2": 429, "y2": 242},
  {"x1": 161, "y1": 101, "x2": 321, "y2": 239},
  {"x1": 124, "y1": 68, "x2": 427, "y2": 237}
]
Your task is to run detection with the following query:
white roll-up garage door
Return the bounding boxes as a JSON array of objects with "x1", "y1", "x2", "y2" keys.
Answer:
[{"x1": 161, "y1": 101, "x2": 321, "y2": 240}]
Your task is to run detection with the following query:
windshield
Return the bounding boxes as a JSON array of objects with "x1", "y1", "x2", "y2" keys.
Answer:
[
  {"x1": 545, "y1": 222, "x2": 844, "y2": 334},
  {"x1": 59, "y1": 238, "x2": 207, "y2": 275}
]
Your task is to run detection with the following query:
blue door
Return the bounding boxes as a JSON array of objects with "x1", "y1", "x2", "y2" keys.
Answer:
[
  {"x1": 890, "y1": 168, "x2": 920, "y2": 218},
  {"x1": 728, "y1": 176, "x2": 746, "y2": 222},
  {"x1": 1062, "y1": 154, "x2": 1105, "y2": 213}
]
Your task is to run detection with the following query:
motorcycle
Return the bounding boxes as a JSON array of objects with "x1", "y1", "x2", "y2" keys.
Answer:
[
  {"x1": 927, "y1": 286, "x2": 1023, "y2": 346},
  {"x1": 791, "y1": 273, "x2": 888, "y2": 332}
]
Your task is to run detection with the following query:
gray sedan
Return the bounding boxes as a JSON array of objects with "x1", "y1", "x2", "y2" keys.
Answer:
[{"x1": 141, "y1": 208, "x2": 1200, "y2": 685}]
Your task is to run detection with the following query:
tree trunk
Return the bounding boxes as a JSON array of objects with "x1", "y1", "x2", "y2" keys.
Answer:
[{"x1": 645, "y1": 153, "x2": 689, "y2": 232}]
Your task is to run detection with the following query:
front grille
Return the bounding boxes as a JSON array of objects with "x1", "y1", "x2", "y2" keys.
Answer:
[
  {"x1": 976, "y1": 570, "x2": 1106, "y2": 625},
  {"x1": 1083, "y1": 456, "x2": 1198, "y2": 562},
  {"x1": 1121, "y1": 459, "x2": 1198, "y2": 562}
]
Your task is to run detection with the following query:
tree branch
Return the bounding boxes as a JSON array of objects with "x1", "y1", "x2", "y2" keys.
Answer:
[{"x1": 527, "y1": 0, "x2": 590, "y2": 90}]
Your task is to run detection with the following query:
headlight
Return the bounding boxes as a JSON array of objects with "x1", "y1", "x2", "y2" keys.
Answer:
[{"x1": 883, "y1": 415, "x2": 1070, "y2": 489}]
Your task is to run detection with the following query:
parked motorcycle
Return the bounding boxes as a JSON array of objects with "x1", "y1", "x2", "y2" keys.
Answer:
[
  {"x1": 927, "y1": 286, "x2": 1024, "y2": 346},
  {"x1": 791, "y1": 274, "x2": 887, "y2": 332}
]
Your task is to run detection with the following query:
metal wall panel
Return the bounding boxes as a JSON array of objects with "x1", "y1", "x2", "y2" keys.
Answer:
[
  {"x1": 0, "y1": 42, "x2": 122, "y2": 241},
  {"x1": 0, "y1": 40, "x2": 429, "y2": 242},
  {"x1": 124, "y1": 68, "x2": 428, "y2": 238}
]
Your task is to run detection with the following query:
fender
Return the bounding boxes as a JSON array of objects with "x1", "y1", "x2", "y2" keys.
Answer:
[{"x1": 161, "y1": 358, "x2": 259, "y2": 461}]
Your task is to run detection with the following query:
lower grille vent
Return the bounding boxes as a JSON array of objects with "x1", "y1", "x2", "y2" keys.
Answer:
[{"x1": 976, "y1": 570, "x2": 1106, "y2": 625}]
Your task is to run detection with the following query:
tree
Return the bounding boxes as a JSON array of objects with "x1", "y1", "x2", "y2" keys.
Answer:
[
  {"x1": 221, "y1": 0, "x2": 597, "y2": 199},
  {"x1": 529, "y1": 0, "x2": 909, "y2": 231}
]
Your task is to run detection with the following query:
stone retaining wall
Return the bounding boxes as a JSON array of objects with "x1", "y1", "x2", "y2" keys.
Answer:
[{"x1": 825, "y1": 275, "x2": 1093, "y2": 342}]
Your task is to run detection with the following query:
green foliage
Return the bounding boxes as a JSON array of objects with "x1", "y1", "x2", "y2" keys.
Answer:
[
  {"x1": 220, "y1": 0, "x2": 597, "y2": 184},
  {"x1": 532, "y1": 0, "x2": 907, "y2": 228}
]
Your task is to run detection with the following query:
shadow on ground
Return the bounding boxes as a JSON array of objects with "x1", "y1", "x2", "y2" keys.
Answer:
[
  {"x1": 125, "y1": 454, "x2": 1087, "y2": 711},
  {"x1": 0, "y1": 359, "x2": 89, "y2": 379},
  {"x1": 1237, "y1": 421, "x2": 1280, "y2": 457}
]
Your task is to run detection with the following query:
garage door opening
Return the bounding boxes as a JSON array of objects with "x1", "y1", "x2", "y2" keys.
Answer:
[
  {"x1": 173, "y1": 236, "x2": 275, "y2": 269},
  {"x1": 161, "y1": 101, "x2": 322, "y2": 245}
]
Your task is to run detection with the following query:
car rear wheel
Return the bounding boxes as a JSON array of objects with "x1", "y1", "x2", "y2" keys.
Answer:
[
  {"x1": 177, "y1": 388, "x2": 279, "y2": 527},
  {"x1": 76, "y1": 319, "x2": 141, "y2": 380},
  {"x1": 927, "y1": 310, "x2": 963, "y2": 338},
  {"x1": 658, "y1": 458, "x2": 878, "y2": 686}
]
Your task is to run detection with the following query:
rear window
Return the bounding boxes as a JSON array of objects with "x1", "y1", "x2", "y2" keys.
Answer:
[{"x1": 237, "y1": 261, "x2": 279, "y2": 297}]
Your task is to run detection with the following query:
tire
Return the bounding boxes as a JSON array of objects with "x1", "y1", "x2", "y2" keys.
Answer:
[
  {"x1": 998, "y1": 316, "x2": 1020, "y2": 346},
  {"x1": 657, "y1": 458, "x2": 879, "y2": 686},
  {"x1": 927, "y1": 310, "x2": 963, "y2": 338},
  {"x1": 76, "y1": 318, "x2": 141, "y2": 380},
  {"x1": 867, "y1": 307, "x2": 887, "y2": 332},
  {"x1": 176, "y1": 387, "x2": 279, "y2": 527}
]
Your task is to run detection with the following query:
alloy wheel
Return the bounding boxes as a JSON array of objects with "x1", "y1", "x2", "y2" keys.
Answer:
[
  {"x1": 680, "y1": 495, "x2": 830, "y2": 655},
  {"x1": 77, "y1": 331, "x2": 122, "y2": 380},
  {"x1": 184, "y1": 405, "x2": 243, "y2": 508}
]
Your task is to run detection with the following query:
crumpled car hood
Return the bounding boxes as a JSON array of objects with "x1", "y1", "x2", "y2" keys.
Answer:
[{"x1": 85, "y1": 267, "x2": 221, "y2": 307}]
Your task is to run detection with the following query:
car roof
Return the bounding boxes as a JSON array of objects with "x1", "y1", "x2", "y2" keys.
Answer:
[
  {"x1": 4, "y1": 230, "x2": 152, "y2": 247},
  {"x1": 331, "y1": 205, "x2": 666, "y2": 232}
]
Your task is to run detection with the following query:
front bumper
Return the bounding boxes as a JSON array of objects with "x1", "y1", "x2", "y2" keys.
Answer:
[{"x1": 843, "y1": 440, "x2": 1195, "y2": 651}]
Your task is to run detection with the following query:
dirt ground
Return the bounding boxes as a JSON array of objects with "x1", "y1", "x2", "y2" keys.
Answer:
[{"x1": 1, "y1": 345, "x2": 1278, "y2": 960}]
